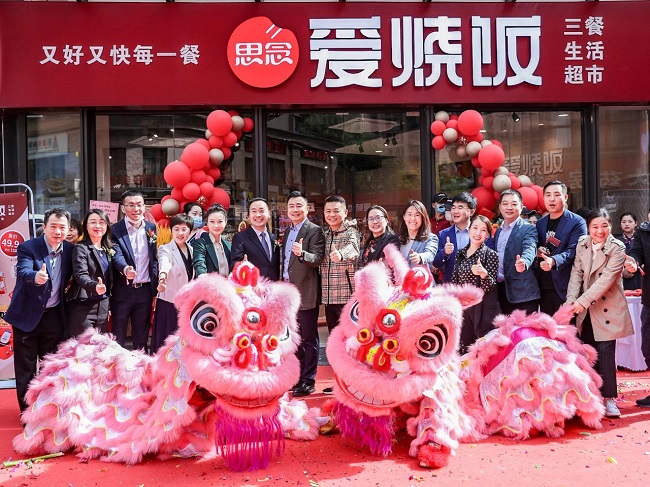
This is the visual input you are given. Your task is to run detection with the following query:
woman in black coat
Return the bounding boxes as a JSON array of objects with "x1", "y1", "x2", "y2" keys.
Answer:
[
  {"x1": 359, "y1": 205, "x2": 400, "y2": 268},
  {"x1": 66, "y1": 209, "x2": 114, "y2": 337}
]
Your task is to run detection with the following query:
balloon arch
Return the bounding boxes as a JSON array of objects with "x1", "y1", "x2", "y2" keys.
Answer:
[{"x1": 431, "y1": 109, "x2": 545, "y2": 216}]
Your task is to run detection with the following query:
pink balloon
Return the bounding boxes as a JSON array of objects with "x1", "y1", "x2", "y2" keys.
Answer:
[
  {"x1": 181, "y1": 143, "x2": 210, "y2": 170},
  {"x1": 482, "y1": 176, "x2": 494, "y2": 190},
  {"x1": 206, "y1": 110, "x2": 233, "y2": 137},
  {"x1": 471, "y1": 187, "x2": 497, "y2": 212},
  {"x1": 519, "y1": 186, "x2": 539, "y2": 210},
  {"x1": 242, "y1": 117, "x2": 255, "y2": 133},
  {"x1": 478, "y1": 144, "x2": 505, "y2": 171},
  {"x1": 163, "y1": 160, "x2": 192, "y2": 187},
  {"x1": 200, "y1": 181, "x2": 214, "y2": 199},
  {"x1": 182, "y1": 182, "x2": 201, "y2": 201},
  {"x1": 457, "y1": 110, "x2": 483, "y2": 136},
  {"x1": 430, "y1": 120, "x2": 446, "y2": 136},
  {"x1": 508, "y1": 173, "x2": 521, "y2": 190},
  {"x1": 432, "y1": 136, "x2": 446, "y2": 150}
]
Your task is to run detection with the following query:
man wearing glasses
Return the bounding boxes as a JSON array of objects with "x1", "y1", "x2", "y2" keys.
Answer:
[{"x1": 110, "y1": 190, "x2": 158, "y2": 352}]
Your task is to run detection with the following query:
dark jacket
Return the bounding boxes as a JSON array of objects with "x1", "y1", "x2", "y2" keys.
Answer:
[
  {"x1": 66, "y1": 241, "x2": 114, "y2": 301},
  {"x1": 230, "y1": 226, "x2": 280, "y2": 281},
  {"x1": 628, "y1": 221, "x2": 650, "y2": 306},
  {"x1": 433, "y1": 224, "x2": 495, "y2": 283},
  {"x1": 359, "y1": 232, "x2": 400, "y2": 268},
  {"x1": 110, "y1": 219, "x2": 158, "y2": 296},
  {"x1": 192, "y1": 232, "x2": 231, "y2": 277}
]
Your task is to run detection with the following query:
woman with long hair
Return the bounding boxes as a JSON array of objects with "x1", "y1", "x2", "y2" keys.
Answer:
[
  {"x1": 566, "y1": 208, "x2": 633, "y2": 418},
  {"x1": 397, "y1": 199, "x2": 438, "y2": 269},
  {"x1": 66, "y1": 209, "x2": 114, "y2": 337},
  {"x1": 192, "y1": 204, "x2": 231, "y2": 276},
  {"x1": 183, "y1": 202, "x2": 205, "y2": 245},
  {"x1": 359, "y1": 205, "x2": 400, "y2": 268}
]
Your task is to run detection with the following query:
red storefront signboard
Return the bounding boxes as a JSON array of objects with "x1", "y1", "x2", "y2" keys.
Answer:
[{"x1": 0, "y1": 2, "x2": 648, "y2": 107}]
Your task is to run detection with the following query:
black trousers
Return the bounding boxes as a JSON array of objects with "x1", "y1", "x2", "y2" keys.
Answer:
[
  {"x1": 579, "y1": 312, "x2": 618, "y2": 398},
  {"x1": 111, "y1": 285, "x2": 153, "y2": 351},
  {"x1": 324, "y1": 304, "x2": 345, "y2": 333},
  {"x1": 296, "y1": 307, "x2": 320, "y2": 385},
  {"x1": 12, "y1": 305, "x2": 65, "y2": 413},
  {"x1": 67, "y1": 298, "x2": 110, "y2": 338},
  {"x1": 539, "y1": 287, "x2": 565, "y2": 316},
  {"x1": 497, "y1": 282, "x2": 540, "y2": 315}
]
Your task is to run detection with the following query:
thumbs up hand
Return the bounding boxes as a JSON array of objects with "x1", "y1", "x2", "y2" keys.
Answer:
[
  {"x1": 409, "y1": 248, "x2": 421, "y2": 264},
  {"x1": 471, "y1": 257, "x2": 488, "y2": 279},
  {"x1": 124, "y1": 265, "x2": 136, "y2": 282},
  {"x1": 515, "y1": 254, "x2": 526, "y2": 273},
  {"x1": 444, "y1": 236, "x2": 455, "y2": 255},
  {"x1": 35, "y1": 263, "x2": 49, "y2": 285},
  {"x1": 329, "y1": 243, "x2": 342, "y2": 263},
  {"x1": 96, "y1": 277, "x2": 107, "y2": 295},
  {"x1": 292, "y1": 237, "x2": 304, "y2": 257},
  {"x1": 624, "y1": 255, "x2": 638, "y2": 274}
]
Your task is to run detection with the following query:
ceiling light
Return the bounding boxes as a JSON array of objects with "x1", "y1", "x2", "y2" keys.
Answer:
[
  {"x1": 538, "y1": 123, "x2": 544, "y2": 126},
  {"x1": 375, "y1": 150, "x2": 383, "y2": 153},
  {"x1": 384, "y1": 138, "x2": 390, "y2": 147},
  {"x1": 558, "y1": 113, "x2": 569, "y2": 117},
  {"x1": 512, "y1": 112, "x2": 520, "y2": 123}
]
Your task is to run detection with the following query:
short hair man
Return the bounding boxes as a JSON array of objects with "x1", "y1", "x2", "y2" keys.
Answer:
[
  {"x1": 4, "y1": 208, "x2": 74, "y2": 412},
  {"x1": 110, "y1": 190, "x2": 158, "y2": 351},
  {"x1": 282, "y1": 191, "x2": 325, "y2": 397},
  {"x1": 230, "y1": 197, "x2": 280, "y2": 280},
  {"x1": 535, "y1": 180, "x2": 587, "y2": 315},
  {"x1": 495, "y1": 189, "x2": 540, "y2": 314}
]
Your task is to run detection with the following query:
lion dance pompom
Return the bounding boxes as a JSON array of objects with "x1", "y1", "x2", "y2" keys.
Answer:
[
  {"x1": 14, "y1": 263, "x2": 320, "y2": 471},
  {"x1": 326, "y1": 244, "x2": 484, "y2": 469}
]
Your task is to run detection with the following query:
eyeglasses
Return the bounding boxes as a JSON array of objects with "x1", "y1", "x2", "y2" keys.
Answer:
[
  {"x1": 125, "y1": 203, "x2": 145, "y2": 210},
  {"x1": 367, "y1": 215, "x2": 385, "y2": 223},
  {"x1": 88, "y1": 220, "x2": 108, "y2": 227}
]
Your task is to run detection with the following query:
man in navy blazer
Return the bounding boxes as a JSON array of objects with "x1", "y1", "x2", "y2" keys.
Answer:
[
  {"x1": 433, "y1": 192, "x2": 493, "y2": 282},
  {"x1": 231, "y1": 198, "x2": 280, "y2": 280},
  {"x1": 110, "y1": 190, "x2": 157, "y2": 351},
  {"x1": 494, "y1": 190, "x2": 540, "y2": 314},
  {"x1": 4, "y1": 208, "x2": 73, "y2": 412},
  {"x1": 536, "y1": 180, "x2": 587, "y2": 315}
]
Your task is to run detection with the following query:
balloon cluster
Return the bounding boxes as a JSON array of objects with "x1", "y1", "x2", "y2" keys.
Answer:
[
  {"x1": 150, "y1": 110, "x2": 254, "y2": 225},
  {"x1": 431, "y1": 110, "x2": 546, "y2": 215}
]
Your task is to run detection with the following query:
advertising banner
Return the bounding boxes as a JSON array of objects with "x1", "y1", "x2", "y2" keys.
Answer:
[{"x1": 0, "y1": 192, "x2": 30, "y2": 384}]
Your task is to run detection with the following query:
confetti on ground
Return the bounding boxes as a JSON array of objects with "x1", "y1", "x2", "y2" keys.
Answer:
[
  {"x1": 257, "y1": 475, "x2": 272, "y2": 482},
  {"x1": 606, "y1": 457, "x2": 617, "y2": 464},
  {"x1": 579, "y1": 432, "x2": 592, "y2": 436},
  {"x1": 309, "y1": 480, "x2": 319, "y2": 487},
  {"x1": 2, "y1": 452, "x2": 64, "y2": 468}
]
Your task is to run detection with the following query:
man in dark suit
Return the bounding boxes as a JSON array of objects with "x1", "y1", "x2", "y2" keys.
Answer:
[
  {"x1": 231, "y1": 197, "x2": 280, "y2": 280},
  {"x1": 110, "y1": 190, "x2": 157, "y2": 351},
  {"x1": 494, "y1": 190, "x2": 540, "y2": 314},
  {"x1": 4, "y1": 207, "x2": 74, "y2": 413},
  {"x1": 536, "y1": 180, "x2": 587, "y2": 315},
  {"x1": 282, "y1": 191, "x2": 325, "y2": 397}
]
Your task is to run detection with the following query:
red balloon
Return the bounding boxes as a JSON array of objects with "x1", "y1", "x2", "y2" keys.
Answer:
[
  {"x1": 223, "y1": 131, "x2": 238, "y2": 148},
  {"x1": 234, "y1": 130, "x2": 243, "y2": 140},
  {"x1": 242, "y1": 117, "x2": 255, "y2": 133},
  {"x1": 532, "y1": 185, "x2": 546, "y2": 211},
  {"x1": 227, "y1": 110, "x2": 240, "y2": 117},
  {"x1": 482, "y1": 176, "x2": 494, "y2": 190},
  {"x1": 200, "y1": 181, "x2": 214, "y2": 199},
  {"x1": 481, "y1": 167, "x2": 495, "y2": 177},
  {"x1": 478, "y1": 144, "x2": 505, "y2": 170},
  {"x1": 204, "y1": 175, "x2": 215, "y2": 185},
  {"x1": 150, "y1": 203, "x2": 165, "y2": 222},
  {"x1": 221, "y1": 146, "x2": 232, "y2": 160},
  {"x1": 471, "y1": 187, "x2": 497, "y2": 212},
  {"x1": 519, "y1": 186, "x2": 539, "y2": 210},
  {"x1": 181, "y1": 143, "x2": 209, "y2": 170},
  {"x1": 195, "y1": 138, "x2": 211, "y2": 150},
  {"x1": 473, "y1": 132, "x2": 484, "y2": 143},
  {"x1": 190, "y1": 170, "x2": 206, "y2": 185},
  {"x1": 207, "y1": 110, "x2": 233, "y2": 137},
  {"x1": 161, "y1": 195, "x2": 173, "y2": 203},
  {"x1": 471, "y1": 156, "x2": 481, "y2": 168},
  {"x1": 182, "y1": 182, "x2": 201, "y2": 201},
  {"x1": 491, "y1": 139, "x2": 504, "y2": 149},
  {"x1": 457, "y1": 110, "x2": 483, "y2": 136},
  {"x1": 209, "y1": 135, "x2": 223, "y2": 149},
  {"x1": 206, "y1": 167, "x2": 221, "y2": 181},
  {"x1": 157, "y1": 218, "x2": 170, "y2": 229},
  {"x1": 164, "y1": 160, "x2": 192, "y2": 187},
  {"x1": 449, "y1": 114, "x2": 459, "y2": 121},
  {"x1": 432, "y1": 136, "x2": 446, "y2": 150},
  {"x1": 210, "y1": 187, "x2": 230, "y2": 210},
  {"x1": 508, "y1": 173, "x2": 521, "y2": 190},
  {"x1": 170, "y1": 187, "x2": 184, "y2": 201},
  {"x1": 430, "y1": 120, "x2": 446, "y2": 136},
  {"x1": 446, "y1": 119, "x2": 458, "y2": 130},
  {"x1": 494, "y1": 191, "x2": 502, "y2": 201}
]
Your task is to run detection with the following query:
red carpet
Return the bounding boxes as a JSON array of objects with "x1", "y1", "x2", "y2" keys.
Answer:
[{"x1": 1, "y1": 367, "x2": 649, "y2": 487}]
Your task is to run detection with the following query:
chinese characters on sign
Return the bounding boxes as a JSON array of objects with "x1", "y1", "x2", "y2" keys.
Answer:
[
  {"x1": 504, "y1": 150, "x2": 564, "y2": 185},
  {"x1": 40, "y1": 45, "x2": 200, "y2": 66},
  {"x1": 310, "y1": 15, "x2": 543, "y2": 89},
  {"x1": 563, "y1": 16, "x2": 604, "y2": 85}
]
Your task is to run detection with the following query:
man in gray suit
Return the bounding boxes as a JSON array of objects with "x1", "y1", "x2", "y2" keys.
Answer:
[
  {"x1": 282, "y1": 191, "x2": 325, "y2": 397},
  {"x1": 494, "y1": 189, "x2": 541, "y2": 314}
]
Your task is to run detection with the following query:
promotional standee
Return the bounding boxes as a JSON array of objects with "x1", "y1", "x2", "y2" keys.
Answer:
[{"x1": 0, "y1": 192, "x2": 31, "y2": 385}]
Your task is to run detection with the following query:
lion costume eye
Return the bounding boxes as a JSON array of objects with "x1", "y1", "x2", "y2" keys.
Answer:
[
  {"x1": 242, "y1": 307, "x2": 266, "y2": 331},
  {"x1": 349, "y1": 301, "x2": 360, "y2": 324},
  {"x1": 190, "y1": 301, "x2": 219, "y2": 339},
  {"x1": 416, "y1": 324, "x2": 448, "y2": 358}
]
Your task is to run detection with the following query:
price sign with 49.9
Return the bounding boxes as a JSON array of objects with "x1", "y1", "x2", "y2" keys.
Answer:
[{"x1": 0, "y1": 231, "x2": 23, "y2": 257}]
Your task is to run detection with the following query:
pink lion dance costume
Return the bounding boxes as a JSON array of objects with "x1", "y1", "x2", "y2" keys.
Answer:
[
  {"x1": 326, "y1": 245, "x2": 483, "y2": 469},
  {"x1": 460, "y1": 307, "x2": 605, "y2": 439},
  {"x1": 13, "y1": 262, "x2": 320, "y2": 471}
]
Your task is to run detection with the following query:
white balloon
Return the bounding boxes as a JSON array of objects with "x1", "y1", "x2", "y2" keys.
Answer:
[
  {"x1": 455, "y1": 145, "x2": 468, "y2": 159},
  {"x1": 466, "y1": 141, "x2": 482, "y2": 157},
  {"x1": 518, "y1": 175, "x2": 532, "y2": 187},
  {"x1": 494, "y1": 166, "x2": 509, "y2": 176},
  {"x1": 492, "y1": 174, "x2": 512, "y2": 192},
  {"x1": 209, "y1": 148, "x2": 224, "y2": 166},
  {"x1": 205, "y1": 129, "x2": 213, "y2": 139},
  {"x1": 231, "y1": 116, "x2": 245, "y2": 132},
  {"x1": 480, "y1": 140, "x2": 492, "y2": 147},
  {"x1": 435, "y1": 111, "x2": 450, "y2": 123},
  {"x1": 443, "y1": 127, "x2": 458, "y2": 143},
  {"x1": 161, "y1": 198, "x2": 180, "y2": 217}
]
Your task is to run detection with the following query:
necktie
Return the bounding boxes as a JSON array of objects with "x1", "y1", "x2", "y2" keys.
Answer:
[{"x1": 261, "y1": 232, "x2": 271, "y2": 260}]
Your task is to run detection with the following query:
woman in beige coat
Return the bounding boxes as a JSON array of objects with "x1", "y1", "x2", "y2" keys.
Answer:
[{"x1": 566, "y1": 208, "x2": 633, "y2": 418}]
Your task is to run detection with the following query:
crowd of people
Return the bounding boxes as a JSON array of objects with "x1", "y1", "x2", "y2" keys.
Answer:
[{"x1": 6, "y1": 181, "x2": 650, "y2": 420}]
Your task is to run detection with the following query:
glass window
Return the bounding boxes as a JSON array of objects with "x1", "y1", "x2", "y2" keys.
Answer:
[
  {"x1": 95, "y1": 113, "x2": 254, "y2": 233},
  {"x1": 265, "y1": 111, "x2": 422, "y2": 235},
  {"x1": 599, "y1": 107, "x2": 650, "y2": 233},
  {"x1": 27, "y1": 113, "x2": 83, "y2": 220}
]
